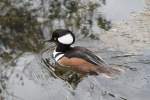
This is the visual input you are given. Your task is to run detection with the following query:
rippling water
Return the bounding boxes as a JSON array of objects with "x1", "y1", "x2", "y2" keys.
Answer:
[
  {"x1": 102, "y1": 0, "x2": 145, "y2": 21},
  {"x1": 1, "y1": 0, "x2": 149, "y2": 100},
  {"x1": 2, "y1": 39, "x2": 150, "y2": 100}
]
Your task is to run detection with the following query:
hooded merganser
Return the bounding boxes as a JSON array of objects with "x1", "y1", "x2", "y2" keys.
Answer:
[{"x1": 47, "y1": 29, "x2": 120, "y2": 78}]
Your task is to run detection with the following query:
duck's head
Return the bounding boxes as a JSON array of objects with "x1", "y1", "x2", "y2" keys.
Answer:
[{"x1": 48, "y1": 29, "x2": 75, "y2": 45}]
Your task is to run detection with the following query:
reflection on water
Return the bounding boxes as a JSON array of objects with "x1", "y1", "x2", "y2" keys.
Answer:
[
  {"x1": 0, "y1": 0, "x2": 149, "y2": 100},
  {"x1": 3, "y1": 44, "x2": 150, "y2": 100},
  {"x1": 102, "y1": 0, "x2": 145, "y2": 21}
]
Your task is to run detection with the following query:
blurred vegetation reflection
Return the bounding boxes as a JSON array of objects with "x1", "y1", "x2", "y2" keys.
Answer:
[
  {"x1": 0, "y1": 0, "x2": 112, "y2": 90},
  {"x1": 0, "y1": 0, "x2": 44, "y2": 61},
  {"x1": 0, "y1": 0, "x2": 111, "y2": 61}
]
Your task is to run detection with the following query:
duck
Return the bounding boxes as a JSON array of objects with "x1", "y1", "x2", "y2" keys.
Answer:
[{"x1": 47, "y1": 29, "x2": 121, "y2": 78}]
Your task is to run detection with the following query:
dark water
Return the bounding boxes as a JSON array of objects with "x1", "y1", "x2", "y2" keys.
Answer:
[{"x1": 102, "y1": 0, "x2": 145, "y2": 21}]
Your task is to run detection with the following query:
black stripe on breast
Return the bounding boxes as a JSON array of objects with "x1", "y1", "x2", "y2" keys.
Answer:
[{"x1": 54, "y1": 52, "x2": 64, "y2": 58}]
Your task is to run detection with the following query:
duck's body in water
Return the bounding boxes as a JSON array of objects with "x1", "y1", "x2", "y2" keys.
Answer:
[{"x1": 48, "y1": 29, "x2": 122, "y2": 78}]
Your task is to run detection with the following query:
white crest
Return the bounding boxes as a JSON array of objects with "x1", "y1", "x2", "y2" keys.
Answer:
[{"x1": 58, "y1": 34, "x2": 73, "y2": 44}]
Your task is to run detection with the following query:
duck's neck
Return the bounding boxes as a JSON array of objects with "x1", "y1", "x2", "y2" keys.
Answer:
[{"x1": 56, "y1": 44, "x2": 71, "y2": 52}]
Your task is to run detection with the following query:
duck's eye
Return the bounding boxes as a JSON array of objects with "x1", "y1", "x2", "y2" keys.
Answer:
[{"x1": 54, "y1": 37, "x2": 57, "y2": 40}]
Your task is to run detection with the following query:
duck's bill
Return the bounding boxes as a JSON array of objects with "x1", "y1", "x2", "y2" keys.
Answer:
[{"x1": 44, "y1": 39, "x2": 53, "y2": 42}]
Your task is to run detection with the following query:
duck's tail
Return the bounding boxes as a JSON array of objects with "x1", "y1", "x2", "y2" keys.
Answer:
[{"x1": 95, "y1": 64, "x2": 124, "y2": 78}]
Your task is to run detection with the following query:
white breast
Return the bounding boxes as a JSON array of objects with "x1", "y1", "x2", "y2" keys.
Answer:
[{"x1": 53, "y1": 50, "x2": 64, "y2": 61}]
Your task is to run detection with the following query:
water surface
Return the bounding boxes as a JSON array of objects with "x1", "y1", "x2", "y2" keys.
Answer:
[{"x1": 102, "y1": 0, "x2": 145, "y2": 21}]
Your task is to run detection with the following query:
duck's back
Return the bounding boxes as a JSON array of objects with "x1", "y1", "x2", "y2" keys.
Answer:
[{"x1": 65, "y1": 46, "x2": 106, "y2": 66}]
